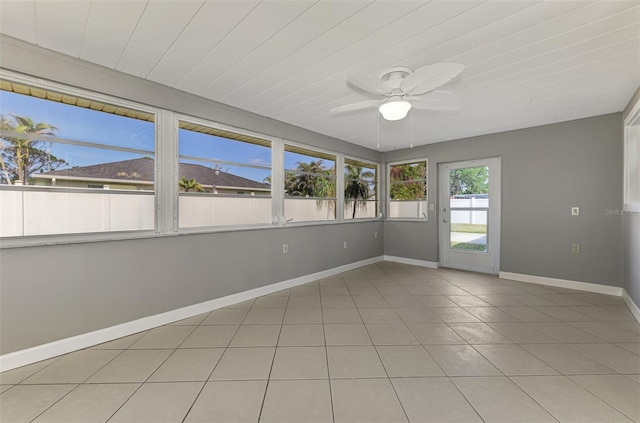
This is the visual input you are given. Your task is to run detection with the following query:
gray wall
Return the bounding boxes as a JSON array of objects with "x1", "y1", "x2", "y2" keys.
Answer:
[
  {"x1": 623, "y1": 86, "x2": 640, "y2": 306},
  {"x1": 0, "y1": 36, "x2": 383, "y2": 355},
  {"x1": 384, "y1": 114, "x2": 624, "y2": 286},
  {"x1": 0, "y1": 222, "x2": 383, "y2": 354}
]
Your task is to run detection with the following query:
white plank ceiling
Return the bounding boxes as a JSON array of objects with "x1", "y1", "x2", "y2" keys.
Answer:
[{"x1": 1, "y1": 0, "x2": 638, "y2": 151}]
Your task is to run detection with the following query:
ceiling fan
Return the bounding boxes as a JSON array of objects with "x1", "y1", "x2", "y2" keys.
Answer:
[{"x1": 331, "y1": 63, "x2": 464, "y2": 121}]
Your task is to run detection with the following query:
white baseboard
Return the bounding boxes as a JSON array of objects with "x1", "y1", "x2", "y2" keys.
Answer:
[
  {"x1": 0, "y1": 256, "x2": 384, "y2": 372},
  {"x1": 622, "y1": 290, "x2": 640, "y2": 323},
  {"x1": 499, "y1": 271, "x2": 624, "y2": 297},
  {"x1": 383, "y1": 255, "x2": 439, "y2": 269}
]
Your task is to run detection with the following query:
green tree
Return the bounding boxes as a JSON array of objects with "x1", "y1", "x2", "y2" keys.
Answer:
[
  {"x1": 285, "y1": 160, "x2": 335, "y2": 197},
  {"x1": 178, "y1": 176, "x2": 205, "y2": 192},
  {"x1": 449, "y1": 166, "x2": 488, "y2": 196},
  {"x1": 389, "y1": 162, "x2": 426, "y2": 200},
  {"x1": 344, "y1": 164, "x2": 374, "y2": 218},
  {"x1": 0, "y1": 114, "x2": 66, "y2": 184}
]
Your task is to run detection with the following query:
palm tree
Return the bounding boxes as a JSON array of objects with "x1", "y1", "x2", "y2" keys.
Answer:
[
  {"x1": 0, "y1": 114, "x2": 63, "y2": 184},
  {"x1": 344, "y1": 164, "x2": 374, "y2": 218},
  {"x1": 178, "y1": 176, "x2": 205, "y2": 192}
]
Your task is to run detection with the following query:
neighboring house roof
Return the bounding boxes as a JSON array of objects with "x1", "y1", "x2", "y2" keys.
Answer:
[{"x1": 34, "y1": 157, "x2": 270, "y2": 190}]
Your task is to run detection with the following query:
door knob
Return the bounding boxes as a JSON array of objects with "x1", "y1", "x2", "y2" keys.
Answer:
[{"x1": 443, "y1": 218, "x2": 448, "y2": 223}]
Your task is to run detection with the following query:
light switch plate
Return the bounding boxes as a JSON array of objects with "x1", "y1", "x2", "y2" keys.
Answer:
[{"x1": 571, "y1": 207, "x2": 579, "y2": 216}]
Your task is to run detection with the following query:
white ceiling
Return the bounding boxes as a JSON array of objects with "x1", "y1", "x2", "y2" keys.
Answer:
[{"x1": 1, "y1": 0, "x2": 639, "y2": 151}]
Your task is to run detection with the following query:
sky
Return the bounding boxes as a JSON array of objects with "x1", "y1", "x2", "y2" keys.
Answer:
[{"x1": 0, "y1": 90, "x2": 371, "y2": 183}]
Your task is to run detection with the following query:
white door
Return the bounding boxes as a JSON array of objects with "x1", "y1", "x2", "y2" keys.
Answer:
[{"x1": 439, "y1": 157, "x2": 501, "y2": 274}]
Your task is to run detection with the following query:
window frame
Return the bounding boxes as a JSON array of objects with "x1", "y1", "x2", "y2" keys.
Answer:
[
  {"x1": 0, "y1": 70, "x2": 160, "y2": 247},
  {"x1": 386, "y1": 158, "x2": 429, "y2": 221},
  {"x1": 344, "y1": 155, "x2": 380, "y2": 220},
  {"x1": 624, "y1": 98, "x2": 640, "y2": 212}
]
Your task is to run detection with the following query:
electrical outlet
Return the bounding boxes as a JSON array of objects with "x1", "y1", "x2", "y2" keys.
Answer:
[
  {"x1": 283, "y1": 244, "x2": 288, "y2": 254},
  {"x1": 374, "y1": 232, "x2": 378, "y2": 239},
  {"x1": 571, "y1": 207, "x2": 580, "y2": 216},
  {"x1": 571, "y1": 243, "x2": 581, "y2": 254},
  {"x1": 429, "y1": 203, "x2": 435, "y2": 211},
  {"x1": 343, "y1": 241, "x2": 348, "y2": 248}
]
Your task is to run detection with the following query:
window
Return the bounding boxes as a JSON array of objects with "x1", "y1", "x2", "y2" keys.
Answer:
[
  {"x1": 0, "y1": 79, "x2": 156, "y2": 237},
  {"x1": 344, "y1": 158, "x2": 377, "y2": 219},
  {"x1": 624, "y1": 101, "x2": 640, "y2": 212},
  {"x1": 284, "y1": 145, "x2": 336, "y2": 222},
  {"x1": 388, "y1": 159, "x2": 428, "y2": 219},
  {"x1": 177, "y1": 119, "x2": 271, "y2": 228}
]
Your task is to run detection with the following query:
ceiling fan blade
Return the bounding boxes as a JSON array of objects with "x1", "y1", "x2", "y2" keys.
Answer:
[
  {"x1": 401, "y1": 63, "x2": 464, "y2": 95},
  {"x1": 330, "y1": 100, "x2": 381, "y2": 113},
  {"x1": 347, "y1": 71, "x2": 392, "y2": 95}
]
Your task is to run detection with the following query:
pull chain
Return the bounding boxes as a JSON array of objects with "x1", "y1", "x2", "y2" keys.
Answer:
[
  {"x1": 410, "y1": 108, "x2": 413, "y2": 148},
  {"x1": 377, "y1": 112, "x2": 380, "y2": 149}
]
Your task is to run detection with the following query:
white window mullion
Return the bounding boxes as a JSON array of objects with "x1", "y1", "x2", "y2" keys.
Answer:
[
  {"x1": 272, "y1": 139, "x2": 285, "y2": 224},
  {"x1": 157, "y1": 110, "x2": 178, "y2": 233},
  {"x1": 336, "y1": 154, "x2": 345, "y2": 221}
]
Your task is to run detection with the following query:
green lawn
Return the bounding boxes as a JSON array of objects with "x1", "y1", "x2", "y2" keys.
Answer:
[
  {"x1": 451, "y1": 242, "x2": 487, "y2": 251},
  {"x1": 450, "y1": 223, "x2": 487, "y2": 234}
]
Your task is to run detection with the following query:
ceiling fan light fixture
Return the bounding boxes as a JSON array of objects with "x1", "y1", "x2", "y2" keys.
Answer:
[{"x1": 379, "y1": 98, "x2": 411, "y2": 121}]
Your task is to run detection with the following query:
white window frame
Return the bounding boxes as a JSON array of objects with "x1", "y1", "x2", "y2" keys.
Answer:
[
  {"x1": 0, "y1": 69, "x2": 160, "y2": 248},
  {"x1": 175, "y1": 114, "x2": 277, "y2": 233},
  {"x1": 624, "y1": 98, "x2": 640, "y2": 212},
  {"x1": 386, "y1": 158, "x2": 429, "y2": 221},
  {"x1": 344, "y1": 155, "x2": 380, "y2": 220}
]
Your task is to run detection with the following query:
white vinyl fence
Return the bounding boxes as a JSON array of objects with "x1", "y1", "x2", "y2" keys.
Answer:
[{"x1": 450, "y1": 198, "x2": 488, "y2": 225}]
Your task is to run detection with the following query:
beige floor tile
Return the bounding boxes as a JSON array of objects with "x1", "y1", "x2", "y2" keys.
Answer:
[
  {"x1": 261, "y1": 379, "x2": 333, "y2": 423},
  {"x1": 359, "y1": 308, "x2": 402, "y2": 323},
  {"x1": 86, "y1": 349, "x2": 172, "y2": 383},
  {"x1": 321, "y1": 286, "x2": 351, "y2": 296},
  {"x1": 573, "y1": 293, "x2": 625, "y2": 306},
  {"x1": 129, "y1": 326, "x2": 195, "y2": 349},
  {"x1": 569, "y1": 306, "x2": 633, "y2": 322},
  {"x1": 270, "y1": 347, "x2": 328, "y2": 379},
  {"x1": 570, "y1": 375, "x2": 640, "y2": 421},
  {"x1": 430, "y1": 307, "x2": 481, "y2": 323},
  {"x1": 624, "y1": 374, "x2": 640, "y2": 382},
  {"x1": 283, "y1": 307, "x2": 323, "y2": 324},
  {"x1": 476, "y1": 295, "x2": 526, "y2": 307},
  {"x1": 392, "y1": 377, "x2": 482, "y2": 422},
  {"x1": 407, "y1": 323, "x2": 466, "y2": 345},
  {"x1": 201, "y1": 309, "x2": 248, "y2": 325},
  {"x1": 474, "y1": 344, "x2": 559, "y2": 376},
  {"x1": 320, "y1": 296, "x2": 356, "y2": 308},
  {"x1": 376, "y1": 345, "x2": 444, "y2": 377},
  {"x1": 332, "y1": 378, "x2": 408, "y2": 423},
  {"x1": 512, "y1": 375, "x2": 634, "y2": 423},
  {"x1": 353, "y1": 295, "x2": 391, "y2": 308},
  {"x1": 365, "y1": 323, "x2": 420, "y2": 346},
  {"x1": 184, "y1": 380, "x2": 267, "y2": 423},
  {"x1": 242, "y1": 308, "x2": 285, "y2": 324},
  {"x1": 0, "y1": 384, "x2": 76, "y2": 423},
  {"x1": 415, "y1": 295, "x2": 458, "y2": 307},
  {"x1": 522, "y1": 343, "x2": 616, "y2": 374},
  {"x1": 0, "y1": 357, "x2": 59, "y2": 384},
  {"x1": 529, "y1": 322, "x2": 606, "y2": 343},
  {"x1": 570, "y1": 322, "x2": 640, "y2": 343},
  {"x1": 327, "y1": 346, "x2": 386, "y2": 378},
  {"x1": 540, "y1": 294, "x2": 592, "y2": 306},
  {"x1": 464, "y1": 307, "x2": 523, "y2": 322},
  {"x1": 348, "y1": 286, "x2": 383, "y2": 296},
  {"x1": 449, "y1": 323, "x2": 513, "y2": 344},
  {"x1": 209, "y1": 347, "x2": 275, "y2": 381},
  {"x1": 499, "y1": 307, "x2": 558, "y2": 322},
  {"x1": 452, "y1": 376, "x2": 556, "y2": 422},
  {"x1": 91, "y1": 332, "x2": 148, "y2": 350},
  {"x1": 22, "y1": 350, "x2": 120, "y2": 384},
  {"x1": 148, "y1": 348, "x2": 224, "y2": 382},
  {"x1": 394, "y1": 308, "x2": 441, "y2": 324},
  {"x1": 377, "y1": 287, "x2": 410, "y2": 296},
  {"x1": 568, "y1": 344, "x2": 640, "y2": 374},
  {"x1": 425, "y1": 345, "x2": 501, "y2": 376},
  {"x1": 324, "y1": 323, "x2": 372, "y2": 346},
  {"x1": 278, "y1": 324, "x2": 325, "y2": 346},
  {"x1": 533, "y1": 306, "x2": 594, "y2": 321},
  {"x1": 383, "y1": 295, "x2": 424, "y2": 308},
  {"x1": 488, "y1": 322, "x2": 558, "y2": 343},
  {"x1": 403, "y1": 285, "x2": 441, "y2": 295},
  {"x1": 616, "y1": 343, "x2": 640, "y2": 355},
  {"x1": 286, "y1": 295, "x2": 322, "y2": 308},
  {"x1": 229, "y1": 324, "x2": 281, "y2": 347},
  {"x1": 180, "y1": 325, "x2": 238, "y2": 348},
  {"x1": 507, "y1": 295, "x2": 558, "y2": 307},
  {"x1": 289, "y1": 285, "x2": 320, "y2": 296},
  {"x1": 322, "y1": 308, "x2": 362, "y2": 323},
  {"x1": 108, "y1": 382, "x2": 203, "y2": 423},
  {"x1": 32, "y1": 383, "x2": 139, "y2": 423},
  {"x1": 224, "y1": 299, "x2": 255, "y2": 309},
  {"x1": 0, "y1": 385, "x2": 13, "y2": 394},
  {"x1": 448, "y1": 295, "x2": 492, "y2": 307}
]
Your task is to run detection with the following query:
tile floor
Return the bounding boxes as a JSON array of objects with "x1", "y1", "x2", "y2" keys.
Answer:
[{"x1": 1, "y1": 261, "x2": 639, "y2": 422}]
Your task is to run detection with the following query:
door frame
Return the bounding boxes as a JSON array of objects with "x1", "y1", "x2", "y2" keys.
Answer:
[{"x1": 438, "y1": 157, "x2": 501, "y2": 274}]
